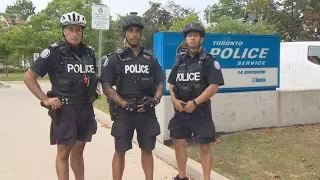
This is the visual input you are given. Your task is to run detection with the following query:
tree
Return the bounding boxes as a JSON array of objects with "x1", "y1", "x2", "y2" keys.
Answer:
[
  {"x1": 204, "y1": 0, "x2": 247, "y2": 24},
  {"x1": 4, "y1": 0, "x2": 35, "y2": 21},
  {"x1": 168, "y1": 13, "x2": 201, "y2": 32},
  {"x1": 164, "y1": 0, "x2": 195, "y2": 21},
  {"x1": 142, "y1": 1, "x2": 172, "y2": 50},
  {"x1": 300, "y1": 0, "x2": 320, "y2": 40},
  {"x1": 26, "y1": 0, "x2": 119, "y2": 57},
  {"x1": 206, "y1": 15, "x2": 248, "y2": 33}
]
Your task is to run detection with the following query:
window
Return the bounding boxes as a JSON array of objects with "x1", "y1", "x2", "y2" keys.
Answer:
[{"x1": 308, "y1": 46, "x2": 320, "y2": 65}]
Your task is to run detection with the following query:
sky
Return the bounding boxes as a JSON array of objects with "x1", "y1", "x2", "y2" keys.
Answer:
[{"x1": 0, "y1": 0, "x2": 219, "y2": 21}]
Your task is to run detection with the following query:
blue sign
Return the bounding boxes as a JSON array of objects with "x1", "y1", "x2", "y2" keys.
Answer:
[{"x1": 153, "y1": 32, "x2": 280, "y2": 95}]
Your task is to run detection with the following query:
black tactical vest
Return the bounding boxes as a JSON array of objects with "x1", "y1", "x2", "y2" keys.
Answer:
[
  {"x1": 49, "y1": 42, "x2": 98, "y2": 98},
  {"x1": 112, "y1": 48, "x2": 155, "y2": 99},
  {"x1": 174, "y1": 51, "x2": 207, "y2": 101}
]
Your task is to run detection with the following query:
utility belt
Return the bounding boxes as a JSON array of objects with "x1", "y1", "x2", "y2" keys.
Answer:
[
  {"x1": 60, "y1": 96, "x2": 94, "y2": 105},
  {"x1": 40, "y1": 91, "x2": 96, "y2": 110},
  {"x1": 108, "y1": 96, "x2": 155, "y2": 121}
]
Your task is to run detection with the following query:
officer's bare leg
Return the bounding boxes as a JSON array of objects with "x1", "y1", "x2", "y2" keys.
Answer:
[
  {"x1": 173, "y1": 139, "x2": 188, "y2": 178},
  {"x1": 70, "y1": 140, "x2": 86, "y2": 180},
  {"x1": 141, "y1": 149, "x2": 154, "y2": 180},
  {"x1": 56, "y1": 144, "x2": 73, "y2": 180},
  {"x1": 112, "y1": 151, "x2": 126, "y2": 180},
  {"x1": 199, "y1": 144, "x2": 212, "y2": 180}
]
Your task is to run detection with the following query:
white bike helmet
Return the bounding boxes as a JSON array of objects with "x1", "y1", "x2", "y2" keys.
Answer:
[{"x1": 60, "y1": 11, "x2": 86, "y2": 28}]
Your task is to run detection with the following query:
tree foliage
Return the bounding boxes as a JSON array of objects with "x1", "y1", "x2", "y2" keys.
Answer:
[
  {"x1": 0, "y1": 0, "x2": 319, "y2": 69},
  {"x1": 4, "y1": 0, "x2": 35, "y2": 20}
]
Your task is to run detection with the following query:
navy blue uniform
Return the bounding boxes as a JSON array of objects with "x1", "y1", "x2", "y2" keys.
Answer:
[
  {"x1": 31, "y1": 41, "x2": 98, "y2": 145},
  {"x1": 167, "y1": 47, "x2": 224, "y2": 144},
  {"x1": 100, "y1": 47, "x2": 165, "y2": 152}
]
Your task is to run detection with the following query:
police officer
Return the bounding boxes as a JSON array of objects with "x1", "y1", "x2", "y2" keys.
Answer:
[
  {"x1": 24, "y1": 11, "x2": 98, "y2": 180},
  {"x1": 100, "y1": 12, "x2": 165, "y2": 180},
  {"x1": 167, "y1": 22, "x2": 224, "y2": 180}
]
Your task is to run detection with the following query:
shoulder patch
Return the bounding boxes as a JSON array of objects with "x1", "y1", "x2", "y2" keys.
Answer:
[
  {"x1": 40, "y1": 48, "x2": 51, "y2": 58},
  {"x1": 214, "y1": 60, "x2": 221, "y2": 70}
]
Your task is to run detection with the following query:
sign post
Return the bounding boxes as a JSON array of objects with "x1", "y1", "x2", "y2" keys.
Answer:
[{"x1": 92, "y1": 4, "x2": 110, "y2": 78}]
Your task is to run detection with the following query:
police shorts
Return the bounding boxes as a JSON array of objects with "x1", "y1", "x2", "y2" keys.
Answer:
[
  {"x1": 49, "y1": 104, "x2": 97, "y2": 146},
  {"x1": 168, "y1": 103, "x2": 216, "y2": 144},
  {"x1": 111, "y1": 108, "x2": 160, "y2": 152}
]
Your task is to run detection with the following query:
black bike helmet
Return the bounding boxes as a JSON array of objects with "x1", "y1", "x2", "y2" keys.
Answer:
[
  {"x1": 122, "y1": 12, "x2": 144, "y2": 31},
  {"x1": 183, "y1": 22, "x2": 205, "y2": 37}
]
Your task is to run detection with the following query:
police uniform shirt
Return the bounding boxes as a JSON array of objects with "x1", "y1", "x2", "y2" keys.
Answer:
[
  {"x1": 167, "y1": 51, "x2": 224, "y2": 86},
  {"x1": 31, "y1": 43, "x2": 96, "y2": 78},
  {"x1": 100, "y1": 47, "x2": 165, "y2": 86}
]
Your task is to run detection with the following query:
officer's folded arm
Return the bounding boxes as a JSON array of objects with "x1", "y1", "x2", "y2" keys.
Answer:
[
  {"x1": 194, "y1": 84, "x2": 219, "y2": 105},
  {"x1": 101, "y1": 81, "x2": 127, "y2": 108}
]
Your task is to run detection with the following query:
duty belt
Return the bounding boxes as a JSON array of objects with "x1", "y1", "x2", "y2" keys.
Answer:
[{"x1": 60, "y1": 96, "x2": 94, "y2": 105}]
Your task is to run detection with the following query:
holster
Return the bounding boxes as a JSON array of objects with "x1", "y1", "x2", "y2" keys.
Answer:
[
  {"x1": 41, "y1": 91, "x2": 58, "y2": 123},
  {"x1": 107, "y1": 98, "x2": 116, "y2": 121}
]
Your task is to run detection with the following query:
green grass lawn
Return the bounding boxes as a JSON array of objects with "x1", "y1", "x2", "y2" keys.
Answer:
[
  {"x1": 93, "y1": 95, "x2": 110, "y2": 114},
  {"x1": 0, "y1": 73, "x2": 49, "y2": 81},
  {"x1": 169, "y1": 124, "x2": 320, "y2": 180}
]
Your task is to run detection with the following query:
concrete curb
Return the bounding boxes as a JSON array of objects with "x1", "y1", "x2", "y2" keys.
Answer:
[
  {"x1": 0, "y1": 81, "x2": 11, "y2": 88},
  {"x1": 94, "y1": 107, "x2": 230, "y2": 180}
]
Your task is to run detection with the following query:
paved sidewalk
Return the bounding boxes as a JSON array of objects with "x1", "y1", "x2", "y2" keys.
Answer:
[{"x1": 0, "y1": 82, "x2": 178, "y2": 180}]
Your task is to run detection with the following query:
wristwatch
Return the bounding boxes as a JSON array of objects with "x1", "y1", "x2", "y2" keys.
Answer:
[{"x1": 192, "y1": 99, "x2": 198, "y2": 107}]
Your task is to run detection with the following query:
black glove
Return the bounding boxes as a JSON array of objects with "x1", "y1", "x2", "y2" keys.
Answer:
[
  {"x1": 124, "y1": 99, "x2": 137, "y2": 113},
  {"x1": 142, "y1": 97, "x2": 158, "y2": 110}
]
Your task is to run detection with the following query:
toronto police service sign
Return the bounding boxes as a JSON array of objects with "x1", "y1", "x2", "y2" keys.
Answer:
[{"x1": 153, "y1": 32, "x2": 280, "y2": 94}]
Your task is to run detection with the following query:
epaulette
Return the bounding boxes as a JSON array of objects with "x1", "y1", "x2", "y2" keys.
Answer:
[
  {"x1": 106, "y1": 52, "x2": 115, "y2": 57},
  {"x1": 199, "y1": 53, "x2": 207, "y2": 62},
  {"x1": 142, "y1": 49, "x2": 154, "y2": 56},
  {"x1": 86, "y1": 45, "x2": 95, "y2": 52},
  {"x1": 206, "y1": 53, "x2": 216, "y2": 60},
  {"x1": 49, "y1": 41, "x2": 63, "y2": 49},
  {"x1": 177, "y1": 51, "x2": 187, "y2": 56},
  {"x1": 115, "y1": 48, "x2": 125, "y2": 55}
]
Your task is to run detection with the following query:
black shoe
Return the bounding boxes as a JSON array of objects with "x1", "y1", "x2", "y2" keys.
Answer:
[{"x1": 173, "y1": 174, "x2": 189, "y2": 180}]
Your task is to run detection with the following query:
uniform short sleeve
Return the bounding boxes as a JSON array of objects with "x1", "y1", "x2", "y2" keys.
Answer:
[
  {"x1": 167, "y1": 54, "x2": 181, "y2": 85},
  {"x1": 167, "y1": 65, "x2": 178, "y2": 85},
  {"x1": 205, "y1": 57, "x2": 224, "y2": 86},
  {"x1": 30, "y1": 48, "x2": 57, "y2": 77},
  {"x1": 151, "y1": 57, "x2": 165, "y2": 83},
  {"x1": 99, "y1": 53, "x2": 117, "y2": 85}
]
